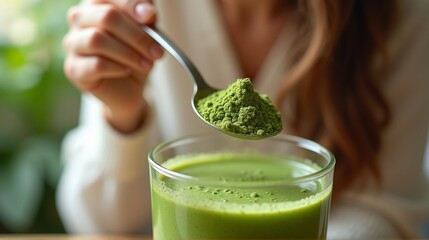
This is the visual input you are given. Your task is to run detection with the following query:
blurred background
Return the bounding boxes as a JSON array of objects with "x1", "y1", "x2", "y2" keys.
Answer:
[{"x1": 0, "y1": 0, "x2": 79, "y2": 233}]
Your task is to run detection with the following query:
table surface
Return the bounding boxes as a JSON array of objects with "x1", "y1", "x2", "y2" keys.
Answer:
[{"x1": 0, "y1": 236, "x2": 151, "y2": 240}]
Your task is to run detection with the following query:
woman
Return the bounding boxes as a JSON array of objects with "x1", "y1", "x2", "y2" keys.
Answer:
[{"x1": 58, "y1": 0, "x2": 429, "y2": 238}]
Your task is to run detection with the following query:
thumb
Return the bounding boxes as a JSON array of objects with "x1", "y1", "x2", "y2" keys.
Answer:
[
  {"x1": 133, "y1": 1, "x2": 157, "y2": 24},
  {"x1": 89, "y1": 0, "x2": 157, "y2": 25}
]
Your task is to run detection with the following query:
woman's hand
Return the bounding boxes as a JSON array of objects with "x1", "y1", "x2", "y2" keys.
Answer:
[{"x1": 63, "y1": 0, "x2": 163, "y2": 133}]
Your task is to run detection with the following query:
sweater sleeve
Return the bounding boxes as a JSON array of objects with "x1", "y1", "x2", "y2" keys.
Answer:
[{"x1": 56, "y1": 94, "x2": 155, "y2": 234}]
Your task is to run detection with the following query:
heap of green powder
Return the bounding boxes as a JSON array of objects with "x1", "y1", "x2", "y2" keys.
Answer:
[{"x1": 196, "y1": 78, "x2": 282, "y2": 136}]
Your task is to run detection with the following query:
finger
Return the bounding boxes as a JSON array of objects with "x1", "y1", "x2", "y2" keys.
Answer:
[
  {"x1": 63, "y1": 28, "x2": 153, "y2": 74},
  {"x1": 69, "y1": 4, "x2": 163, "y2": 61},
  {"x1": 64, "y1": 54, "x2": 131, "y2": 91}
]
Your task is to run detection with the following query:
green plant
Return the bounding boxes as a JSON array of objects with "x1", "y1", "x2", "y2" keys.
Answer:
[{"x1": 0, "y1": 0, "x2": 79, "y2": 233}]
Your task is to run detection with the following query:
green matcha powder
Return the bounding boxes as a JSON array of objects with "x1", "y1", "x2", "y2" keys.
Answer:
[{"x1": 196, "y1": 78, "x2": 282, "y2": 136}]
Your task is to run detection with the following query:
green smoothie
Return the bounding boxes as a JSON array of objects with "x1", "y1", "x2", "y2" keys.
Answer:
[{"x1": 151, "y1": 152, "x2": 332, "y2": 240}]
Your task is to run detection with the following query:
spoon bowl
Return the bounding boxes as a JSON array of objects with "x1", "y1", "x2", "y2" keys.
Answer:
[{"x1": 142, "y1": 25, "x2": 280, "y2": 140}]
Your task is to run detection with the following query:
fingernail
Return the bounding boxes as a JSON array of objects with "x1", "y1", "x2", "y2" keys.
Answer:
[
  {"x1": 150, "y1": 44, "x2": 163, "y2": 58},
  {"x1": 135, "y1": 3, "x2": 153, "y2": 22},
  {"x1": 140, "y1": 59, "x2": 152, "y2": 70},
  {"x1": 68, "y1": 7, "x2": 80, "y2": 24},
  {"x1": 123, "y1": 67, "x2": 131, "y2": 74},
  {"x1": 70, "y1": 11, "x2": 79, "y2": 23}
]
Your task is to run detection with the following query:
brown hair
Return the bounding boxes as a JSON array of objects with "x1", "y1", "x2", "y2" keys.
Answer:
[{"x1": 278, "y1": 1, "x2": 398, "y2": 196}]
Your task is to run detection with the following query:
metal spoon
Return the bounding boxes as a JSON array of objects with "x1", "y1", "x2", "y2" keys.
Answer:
[{"x1": 142, "y1": 25, "x2": 280, "y2": 140}]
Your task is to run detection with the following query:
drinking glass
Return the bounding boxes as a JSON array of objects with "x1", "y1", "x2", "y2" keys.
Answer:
[{"x1": 148, "y1": 133, "x2": 335, "y2": 240}]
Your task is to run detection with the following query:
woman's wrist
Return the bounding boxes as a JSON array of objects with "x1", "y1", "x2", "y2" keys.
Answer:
[{"x1": 103, "y1": 98, "x2": 149, "y2": 134}]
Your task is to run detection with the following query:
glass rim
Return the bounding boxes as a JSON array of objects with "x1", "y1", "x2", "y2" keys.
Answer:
[{"x1": 148, "y1": 133, "x2": 336, "y2": 187}]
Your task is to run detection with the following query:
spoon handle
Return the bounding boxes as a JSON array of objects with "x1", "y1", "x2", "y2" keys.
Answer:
[{"x1": 142, "y1": 25, "x2": 209, "y2": 90}]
